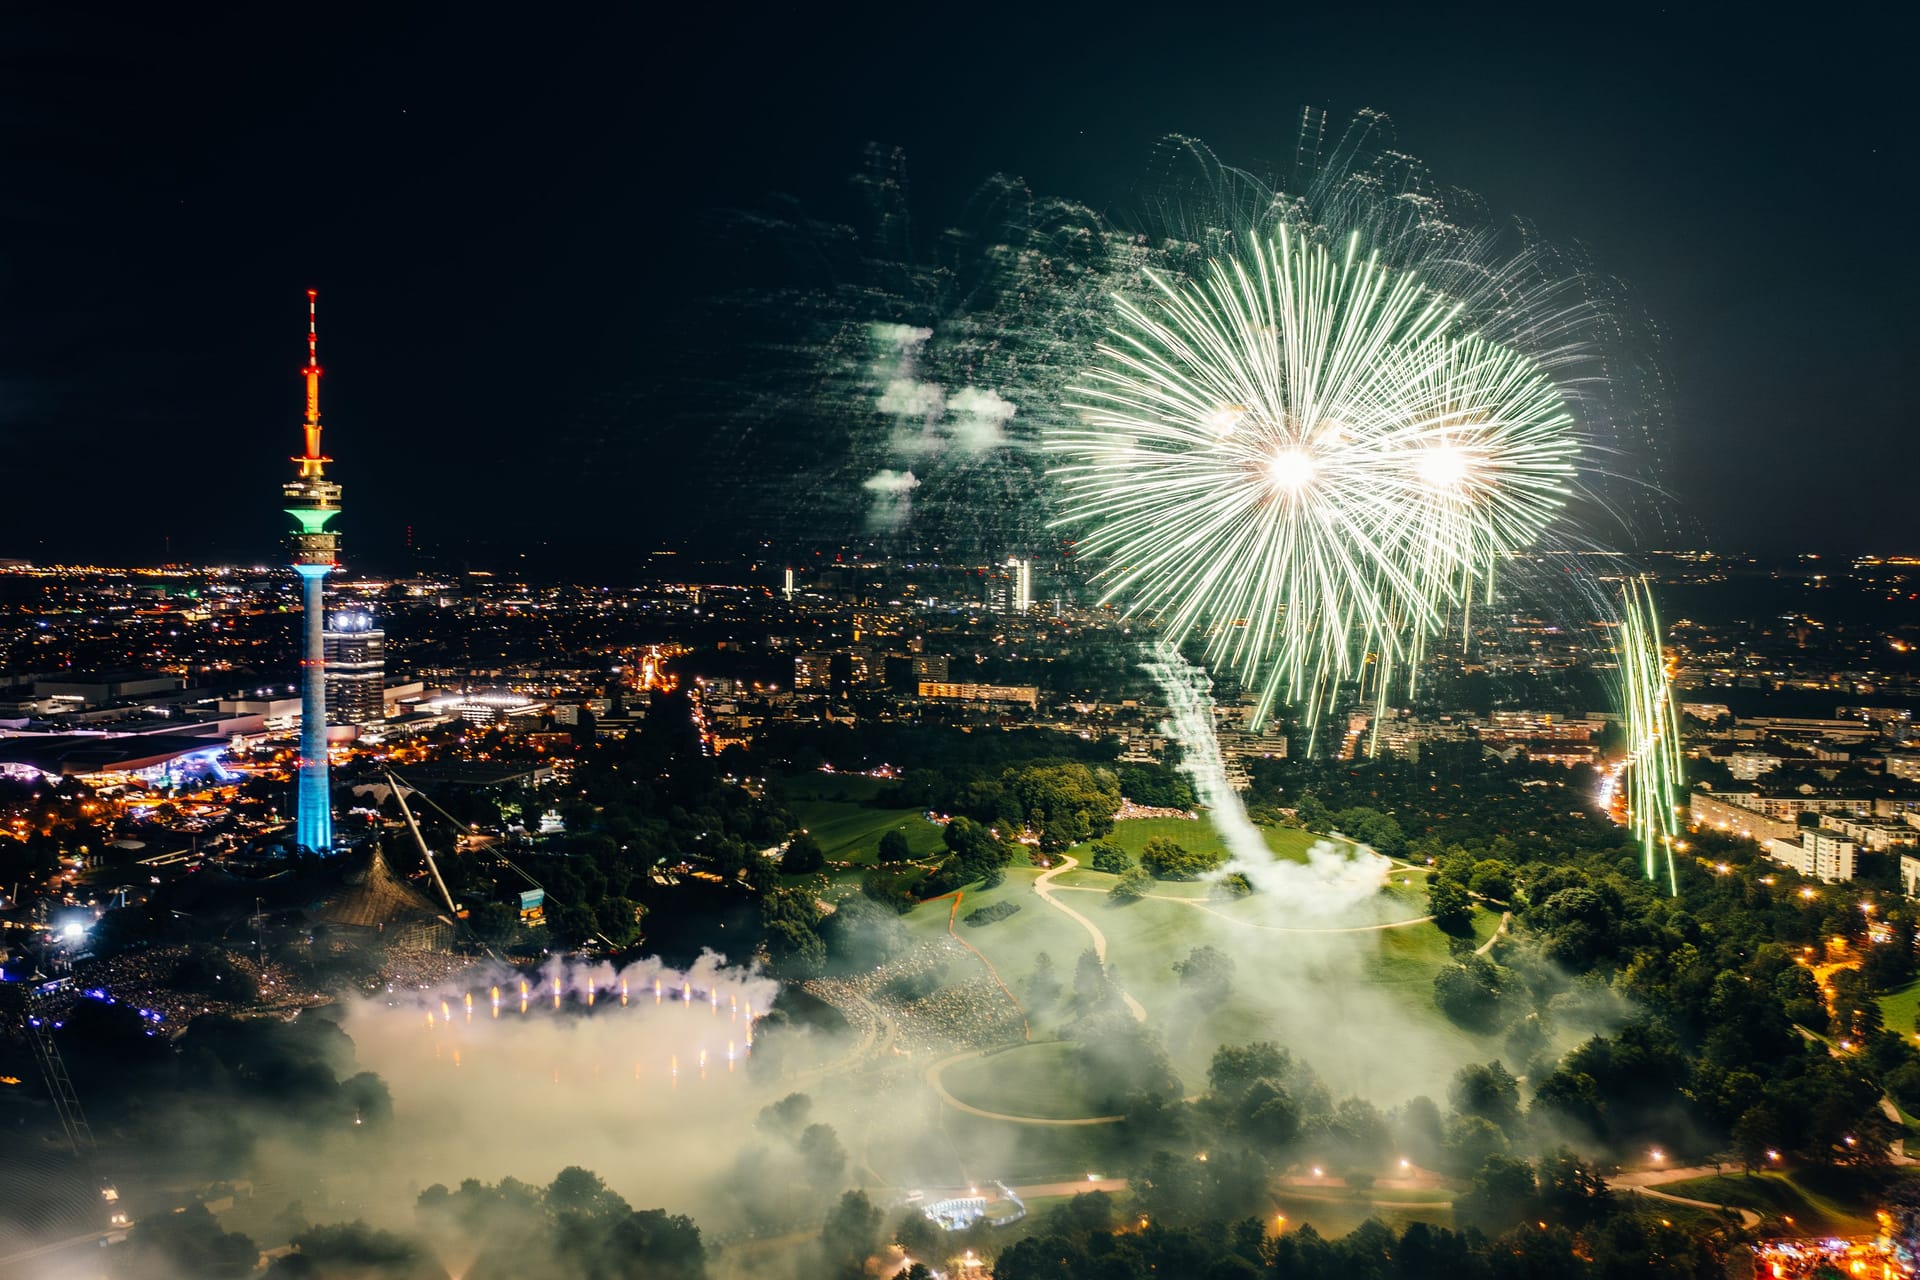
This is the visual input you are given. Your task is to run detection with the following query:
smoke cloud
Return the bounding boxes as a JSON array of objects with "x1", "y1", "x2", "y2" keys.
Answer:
[{"x1": 1143, "y1": 640, "x2": 1391, "y2": 918}]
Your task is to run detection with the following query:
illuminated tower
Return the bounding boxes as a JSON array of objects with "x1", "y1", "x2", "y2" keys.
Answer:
[{"x1": 283, "y1": 290, "x2": 340, "y2": 854}]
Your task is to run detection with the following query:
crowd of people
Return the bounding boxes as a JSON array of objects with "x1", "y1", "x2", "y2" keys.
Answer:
[
  {"x1": 34, "y1": 944, "x2": 322, "y2": 1028},
  {"x1": 807, "y1": 939, "x2": 1024, "y2": 1059},
  {"x1": 364, "y1": 945, "x2": 482, "y2": 996},
  {"x1": 1111, "y1": 799, "x2": 1198, "y2": 822},
  {"x1": 18, "y1": 938, "x2": 487, "y2": 1034}
]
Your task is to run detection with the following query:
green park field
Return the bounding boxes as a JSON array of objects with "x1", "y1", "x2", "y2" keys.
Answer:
[
  {"x1": 882, "y1": 806, "x2": 1509, "y2": 1125},
  {"x1": 782, "y1": 773, "x2": 950, "y2": 867},
  {"x1": 1658, "y1": 1168, "x2": 1894, "y2": 1235}
]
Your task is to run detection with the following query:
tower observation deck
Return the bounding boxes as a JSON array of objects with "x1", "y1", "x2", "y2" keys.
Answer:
[{"x1": 283, "y1": 290, "x2": 339, "y2": 854}]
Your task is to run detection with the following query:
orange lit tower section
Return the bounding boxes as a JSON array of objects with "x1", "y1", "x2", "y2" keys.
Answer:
[{"x1": 283, "y1": 289, "x2": 340, "y2": 854}]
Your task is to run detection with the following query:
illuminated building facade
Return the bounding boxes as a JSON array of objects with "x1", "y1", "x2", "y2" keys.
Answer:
[
  {"x1": 282, "y1": 291, "x2": 339, "y2": 854},
  {"x1": 324, "y1": 611, "x2": 386, "y2": 728}
]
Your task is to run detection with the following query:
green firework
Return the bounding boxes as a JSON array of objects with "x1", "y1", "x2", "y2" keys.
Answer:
[{"x1": 1617, "y1": 575, "x2": 1684, "y2": 893}]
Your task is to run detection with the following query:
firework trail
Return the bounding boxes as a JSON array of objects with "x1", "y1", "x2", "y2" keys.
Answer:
[{"x1": 1615, "y1": 574, "x2": 1684, "y2": 891}]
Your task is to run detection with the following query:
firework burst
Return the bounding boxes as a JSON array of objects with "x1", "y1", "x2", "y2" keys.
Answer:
[{"x1": 1048, "y1": 224, "x2": 1579, "y2": 739}]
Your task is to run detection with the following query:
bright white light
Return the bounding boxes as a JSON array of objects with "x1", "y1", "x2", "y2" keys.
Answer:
[
  {"x1": 1418, "y1": 444, "x2": 1470, "y2": 489},
  {"x1": 1266, "y1": 447, "x2": 1316, "y2": 493},
  {"x1": 1203, "y1": 405, "x2": 1246, "y2": 436},
  {"x1": 61, "y1": 922, "x2": 84, "y2": 940}
]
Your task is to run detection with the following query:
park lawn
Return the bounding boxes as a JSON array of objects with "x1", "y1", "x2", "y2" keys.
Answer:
[
  {"x1": 778, "y1": 771, "x2": 893, "y2": 804},
  {"x1": 1658, "y1": 1168, "x2": 1898, "y2": 1235},
  {"x1": 1063, "y1": 815, "x2": 1342, "y2": 869},
  {"x1": 1879, "y1": 978, "x2": 1920, "y2": 1037},
  {"x1": 937, "y1": 1106, "x2": 1134, "y2": 1185},
  {"x1": 901, "y1": 851, "x2": 1508, "y2": 1111},
  {"x1": 1265, "y1": 1194, "x2": 1452, "y2": 1239},
  {"x1": 940, "y1": 1042, "x2": 1097, "y2": 1119},
  {"x1": 788, "y1": 799, "x2": 948, "y2": 865},
  {"x1": 1365, "y1": 908, "x2": 1502, "y2": 989}
]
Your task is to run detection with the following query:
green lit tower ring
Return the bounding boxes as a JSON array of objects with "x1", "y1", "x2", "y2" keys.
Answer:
[{"x1": 283, "y1": 289, "x2": 339, "y2": 855}]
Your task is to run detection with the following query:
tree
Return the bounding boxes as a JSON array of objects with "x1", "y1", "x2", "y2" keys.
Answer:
[
  {"x1": 757, "y1": 1092, "x2": 813, "y2": 1139},
  {"x1": 819, "y1": 1190, "x2": 882, "y2": 1279},
  {"x1": 1433, "y1": 955, "x2": 1508, "y2": 1031},
  {"x1": 469, "y1": 901, "x2": 519, "y2": 945},
  {"x1": 119, "y1": 1203, "x2": 257, "y2": 1279},
  {"x1": 1332, "y1": 806, "x2": 1404, "y2": 855},
  {"x1": 1119, "y1": 763, "x2": 1194, "y2": 810},
  {"x1": 1443, "y1": 1116, "x2": 1511, "y2": 1176},
  {"x1": 1172, "y1": 945, "x2": 1235, "y2": 1008},
  {"x1": 1073, "y1": 948, "x2": 1115, "y2": 1014},
  {"x1": 1208, "y1": 1042, "x2": 1292, "y2": 1098},
  {"x1": 1110, "y1": 865, "x2": 1153, "y2": 902},
  {"x1": 893, "y1": 1208, "x2": 940, "y2": 1259},
  {"x1": 760, "y1": 888, "x2": 825, "y2": 976},
  {"x1": 1454, "y1": 1153, "x2": 1537, "y2": 1232},
  {"x1": 546, "y1": 1166, "x2": 629, "y2": 1219},
  {"x1": 1427, "y1": 876, "x2": 1473, "y2": 935},
  {"x1": 593, "y1": 896, "x2": 644, "y2": 949},
  {"x1": 876, "y1": 829, "x2": 912, "y2": 864},
  {"x1": 548, "y1": 902, "x2": 599, "y2": 948},
  {"x1": 783, "y1": 832, "x2": 825, "y2": 874},
  {"x1": 1090, "y1": 841, "x2": 1133, "y2": 874},
  {"x1": 276, "y1": 1222, "x2": 430, "y2": 1277},
  {"x1": 1237, "y1": 1077, "x2": 1302, "y2": 1146},
  {"x1": 797, "y1": 1123, "x2": 848, "y2": 1182},
  {"x1": 1140, "y1": 835, "x2": 1226, "y2": 881},
  {"x1": 1448, "y1": 1061, "x2": 1522, "y2": 1133},
  {"x1": 1028, "y1": 951, "x2": 1062, "y2": 1007},
  {"x1": 603, "y1": 1209, "x2": 707, "y2": 1280},
  {"x1": 1468, "y1": 859, "x2": 1516, "y2": 903},
  {"x1": 1537, "y1": 1147, "x2": 1610, "y2": 1223}
]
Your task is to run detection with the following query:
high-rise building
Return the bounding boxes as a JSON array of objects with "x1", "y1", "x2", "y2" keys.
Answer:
[
  {"x1": 324, "y1": 611, "x2": 386, "y2": 728},
  {"x1": 282, "y1": 290, "x2": 340, "y2": 854},
  {"x1": 1008, "y1": 556, "x2": 1033, "y2": 614},
  {"x1": 987, "y1": 557, "x2": 1034, "y2": 614}
]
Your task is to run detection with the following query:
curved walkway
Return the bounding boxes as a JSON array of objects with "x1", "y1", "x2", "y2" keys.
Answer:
[
  {"x1": 1612, "y1": 1164, "x2": 1764, "y2": 1228},
  {"x1": 1034, "y1": 856, "x2": 1147, "y2": 1022},
  {"x1": 924, "y1": 1047, "x2": 1126, "y2": 1127},
  {"x1": 1475, "y1": 912, "x2": 1511, "y2": 956}
]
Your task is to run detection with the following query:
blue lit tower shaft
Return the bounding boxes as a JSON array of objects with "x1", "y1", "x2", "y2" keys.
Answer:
[
  {"x1": 295, "y1": 564, "x2": 332, "y2": 852},
  {"x1": 283, "y1": 289, "x2": 340, "y2": 854}
]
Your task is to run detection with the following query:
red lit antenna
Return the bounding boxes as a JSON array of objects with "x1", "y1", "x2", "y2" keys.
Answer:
[{"x1": 298, "y1": 289, "x2": 327, "y2": 470}]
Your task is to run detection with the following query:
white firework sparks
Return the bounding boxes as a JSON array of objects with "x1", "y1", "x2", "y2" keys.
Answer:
[{"x1": 1048, "y1": 225, "x2": 1579, "y2": 741}]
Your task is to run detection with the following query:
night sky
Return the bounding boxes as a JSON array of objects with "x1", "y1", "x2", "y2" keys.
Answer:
[{"x1": 0, "y1": 3, "x2": 1909, "y2": 572}]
